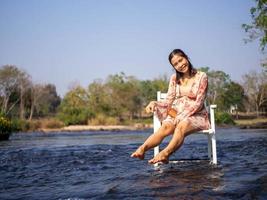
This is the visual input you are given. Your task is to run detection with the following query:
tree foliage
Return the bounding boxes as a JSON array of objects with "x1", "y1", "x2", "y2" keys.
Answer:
[
  {"x1": 0, "y1": 65, "x2": 31, "y2": 118},
  {"x1": 139, "y1": 75, "x2": 169, "y2": 106},
  {"x1": 222, "y1": 81, "x2": 246, "y2": 111},
  {"x1": 243, "y1": 0, "x2": 267, "y2": 69},
  {"x1": 29, "y1": 84, "x2": 61, "y2": 119},
  {"x1": 242, "y1": 0, "x2": 267, "y2": 51},
  {"x1": 0, "y1": 65, "x2": 61, "y2": 120},
  {"x1": 88, "y1": 72, "x2": 155, "y2": 121},
  {"x1": 1, "y1": 64, "x2": 266, "y2": 126},
  {"x1": 88, "y1": 79, "x2": 111, "y2": 114},
  {"x1": 57, "y1": 85, "x2": 93, "y2": 125},
  {"x1": 198, "y1": 67, "x2": 245, "y2": 112},
  {"x1": 242, "y1": 70, "x2": 267, "y2": 115}
]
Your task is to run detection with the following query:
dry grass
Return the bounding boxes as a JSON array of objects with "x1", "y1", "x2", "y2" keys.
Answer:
[
  {"x1": 88, "y1": 114, "x2": 119, "y2": 125},
  {"x1": 40, "y1": 118, "x2": 64, "y2": 129},
  {"x1": 28, "y1": 118, "x2": 64, "y2": 130},
  {"x1": 235, "y1": 118, "x2": 267, "y2": 125}
]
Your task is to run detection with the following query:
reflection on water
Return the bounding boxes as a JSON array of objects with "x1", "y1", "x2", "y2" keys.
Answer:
[
  {"x1": 0, "y1": 128, "x2": 266, "y2": 199},
  {"x1": 149, "y1": 161, "x2": 224, "y2": 198}
]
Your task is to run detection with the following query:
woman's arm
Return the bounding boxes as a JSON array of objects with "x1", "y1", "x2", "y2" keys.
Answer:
[
  {"x1": 155, "y1": 74, "x2": 176, "y2": 107},
  {"x1": 165, "y1": 73, "x2": 177, "y2": 106},
  {"x1": 154, "y1": 74, "x2": 177, "y2": 121},
  {"x1": 174, "y1": 73, "x2": 208, "y2": 124}
]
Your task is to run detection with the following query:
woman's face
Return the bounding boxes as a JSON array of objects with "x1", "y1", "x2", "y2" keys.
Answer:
[{"x1": 170, "y1": 54, "x2": 189, "y2": 73}]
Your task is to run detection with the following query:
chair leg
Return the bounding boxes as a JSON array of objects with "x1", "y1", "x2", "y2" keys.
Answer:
[
  {"x1": 152, "y1": 146, "x2": 159, "y2": 166},
  {"x1": 154, "y1": 146, "x2": 159, "y2": 157},
  {"x1": 207, "y1": 134, "x2": 212, "y2": 159},
  {"x1": 211, "y1": 133, "x2": 217, "y2": 164},
  {"x1": 153, "y1": 111, "x2": 161, "y2": 158}
]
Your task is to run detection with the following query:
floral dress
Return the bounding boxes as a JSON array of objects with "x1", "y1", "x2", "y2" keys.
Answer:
[{"x1": 154, "y1": 71, "x2": 210, "y2": 130}]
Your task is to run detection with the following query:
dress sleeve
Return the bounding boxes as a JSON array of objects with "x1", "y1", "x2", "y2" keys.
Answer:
[
  {"x1": 154, "y1": 74, "x2": 176, "y2": 121},
  {"x1": 174, "y1": 73, "x2": 208, "y2": 124}
]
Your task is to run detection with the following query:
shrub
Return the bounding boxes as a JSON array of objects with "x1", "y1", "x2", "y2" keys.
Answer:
[
  {"x1": 0, "y1": 116, "x2": 12, "y2": 134},
  {"x1": 215, "y1": 112, "x2": 235, "y2": 125},
  {"x1": 57, "y1": 108, "x2": 94, "y2": 126},
  {"x1": 89, "y1": 114, "x2": 118, "y2": 125},
  {"x1": 7, "y1": 118, "x2": 64, "y2": 132},
  {"x1": 28, "y1": 120, "x2": 42, "y2": 131},
  {"x1": 11, "y1": 119, "x2": 30, "y2": 132},
  {"x1": 40, "y1": 118, "x2": 64, "y2": 129}
]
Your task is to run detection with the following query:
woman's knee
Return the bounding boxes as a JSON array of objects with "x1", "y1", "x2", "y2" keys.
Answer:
[
  {"x1": 175, "y1": 121, "x2": 191, "y2": 136},
  {"x1": 161, "y1": 122, "x2": 174, "y2": 131},
  {"x1": 176, "y1": 120, "x2": 196, "y2": 136},
  {"x1": 159, "y1": 122, "x2": 174, "y2": 135}
]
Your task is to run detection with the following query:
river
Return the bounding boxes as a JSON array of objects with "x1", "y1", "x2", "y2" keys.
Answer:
[{"x1": 0, "y1": 128, "x2": 266, "y2": 199}]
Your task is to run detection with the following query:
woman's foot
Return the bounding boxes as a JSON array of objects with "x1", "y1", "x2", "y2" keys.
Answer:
[
  {"x1": 131, "y1": 146, "x2": 145, "y2": 160},
  {"x1": 148, "y1": 150, "x2": 169, "y2": 164}
]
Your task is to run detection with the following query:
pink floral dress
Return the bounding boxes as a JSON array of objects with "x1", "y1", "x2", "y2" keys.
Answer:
[{"x1": 154, "y1": 71, "x2": 210, "y2": 130}]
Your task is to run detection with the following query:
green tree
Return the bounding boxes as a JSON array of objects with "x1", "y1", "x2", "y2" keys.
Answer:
[
  {"x1": 242, "y1": 70, "x2": 267, "y2": 115},
  {"x1": 219, "y1": 81, "x2": 246, "y2": 112},
  {"x1": 105, "y1": 73, "x2": 128, "y2": 118},
  {"x1": 0, "y1": 65, "x2": 21, "y2": 114},
  {"x1": 29, "y1": 83, "x2": 61, "y2": 119},
  {"x1": 242, "y1": 0, "x2": 267, "y2": 51},
  {"x1": 0, "y1": 65, "x2": 31, "y2": 119},
  {"x1": 198, "y1": 67, "x2": 246, "y2": 113},
  {"x1": 139, "y1": 75, "x2": 168, "y2": 108},
  {"x1": 18, "y1": 70, "x2": 31, "y2": 120},
  {"x1": 105, "y1": 72, "x2": 143, "y2": 120},
  {"x1": 124, "y1": 76, "x2": 143, "y2": 119},
  {"x1": 199, "y1": 67, "x2": 231, "y2": 108},
  {"x1": 88, "y1": 79, "x2": 111, "y2": 115},
  {"x1": 88, "y1": 73, "x2": 168, "y2": 121},
  {"x1": 57, "y1": 85, "x2": 93, "y2": 125},
  {"x1": 243, "y1": 0, "x2": 267, "y2": 69}
]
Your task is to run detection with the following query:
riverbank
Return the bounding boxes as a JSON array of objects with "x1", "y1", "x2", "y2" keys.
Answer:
[
  {"x1": 13, "y1": 117, "x2": 267, "y2": 133},
  {"x1": 40, "y1": 124, "x2": 153, "y2": 133},
  {"x1": 40, "y1": 121, "x2": 267, "y2": 133},
  {"x1": 41, "y1": 118, "x2": 267, "y2": 133},
  {"x1": 235, "y1": 118, "x2": 267, "y2": 129}
]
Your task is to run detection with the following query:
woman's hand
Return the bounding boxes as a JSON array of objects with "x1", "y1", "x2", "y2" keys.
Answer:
[{"x1": 145, "y1": 101, "x2": 156, "y2": 114}]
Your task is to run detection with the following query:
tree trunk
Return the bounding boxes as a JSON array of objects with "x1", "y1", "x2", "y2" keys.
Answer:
[
  {"x1": 28, "y1": 87, "x2": 35, "y2": 121},
  {"x1": 3, "y1": 96, "x2": 9, "y2": 113},
  {"x1": 256, "y1": 104, "x2": 259, "y2": 117},
  {"x1": 29, "y1": 102, "x2": 34, "y2": 121},
  {"x1": 212, "y1": 91, "x2": 217, "y2": 104},
  {"x1": 20, "y1": 85, "x2": 25, "y2": 120}
]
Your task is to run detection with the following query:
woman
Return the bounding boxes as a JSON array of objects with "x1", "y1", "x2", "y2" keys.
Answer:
[{"x1": 131, "y1": 49, "x2": 210, "y2": 164}]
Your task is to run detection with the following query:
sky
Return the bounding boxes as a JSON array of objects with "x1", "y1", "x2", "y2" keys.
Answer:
[{"x1": 0, "y1": 0, "x2": 264, "y2": 97}]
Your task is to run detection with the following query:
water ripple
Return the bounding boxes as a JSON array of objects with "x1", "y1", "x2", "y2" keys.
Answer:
[{"x1": 0, "y1": 128, "x2": 266, "y2": 199}]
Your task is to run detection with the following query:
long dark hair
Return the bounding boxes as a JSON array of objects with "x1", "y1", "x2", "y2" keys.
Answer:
[{"x1": 168, "y1": 49, "x2": 197, "y2": 84}]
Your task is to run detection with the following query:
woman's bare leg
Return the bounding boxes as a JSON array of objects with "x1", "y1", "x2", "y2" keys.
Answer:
[
  {"x1": 148, "y1": 120, "x2": 198, "y2": 164},
  {"x1": 131, "y1": 122, "x2": 175, "y2": 160}
]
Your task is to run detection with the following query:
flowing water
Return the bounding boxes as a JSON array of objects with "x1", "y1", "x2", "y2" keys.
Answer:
[{"x1": 0, "y1": 128, "x2": 266, "y2": 199}]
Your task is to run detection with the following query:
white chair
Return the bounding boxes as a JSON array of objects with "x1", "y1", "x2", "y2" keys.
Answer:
[{"x1": 153, "y1": 91, "x2": 217, "y2": 165}]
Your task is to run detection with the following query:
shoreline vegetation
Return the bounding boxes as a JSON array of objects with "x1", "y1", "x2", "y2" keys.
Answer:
[
  {"x1": 40, "y1": 124, "x2": 153, "y2": 133},
  {"x1": 235, "y1": 118, "x2": 267, "y2": 129},
  {"x1": 1, "y1": 66, "x2": 267, "y2": 136},
  {"x1": 2, "y1": 116, "x2": 267, "y2": 137},
  {"x1": 2, "y1": 110, "x2": 266, "y2": 134},
  {"x1": 29, "y1": 117, "x2": 267, "y2": 133}
]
